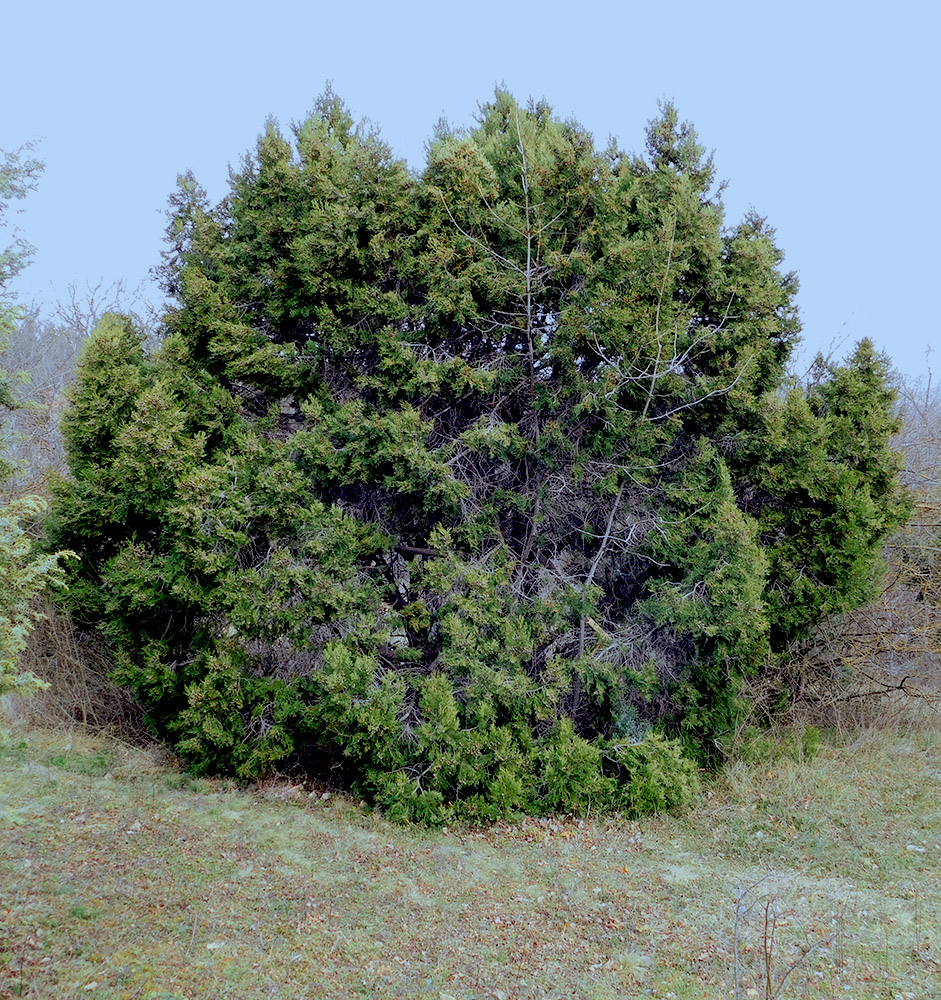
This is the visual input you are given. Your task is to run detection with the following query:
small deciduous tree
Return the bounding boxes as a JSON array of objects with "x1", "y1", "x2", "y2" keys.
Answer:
[
  {"x1": 0, "y1": 145, "x2": 74, "y2": 718},
  {"x1": 1, "y1": 142, "x2": 44, "y2": 484}
]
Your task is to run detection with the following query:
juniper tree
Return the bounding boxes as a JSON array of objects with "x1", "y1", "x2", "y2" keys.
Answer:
[{"x1": 49, "y1": 92, "x2": 907, "y2": 819}]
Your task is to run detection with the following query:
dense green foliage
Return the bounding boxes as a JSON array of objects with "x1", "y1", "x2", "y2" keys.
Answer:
[
  {"x1": 0, "y1": 494, "x2": 69, "y2": 703},
  {"x1": 48, "y1": 91, "x2": 908, "y2": 820}
]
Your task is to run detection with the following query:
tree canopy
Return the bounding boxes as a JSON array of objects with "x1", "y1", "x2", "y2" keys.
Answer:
[{"x1": 48, "y1": 91, "x2": 909, "y2": 821}]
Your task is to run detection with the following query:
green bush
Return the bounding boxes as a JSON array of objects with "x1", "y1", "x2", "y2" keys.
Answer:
[
  {"x1": 0, "y1": 495, "x2": 72, "y2": 712},
  {"x1": 605, "y1": 732, "x2": 701, "y2": 814},
  {"x1": 47, "y1": 92, "x2": 907, "y2": 822}
]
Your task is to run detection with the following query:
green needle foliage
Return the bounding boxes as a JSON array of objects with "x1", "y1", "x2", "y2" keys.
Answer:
[{"x1": 48, "y1": 90, "x2": 908, "y2": 821}]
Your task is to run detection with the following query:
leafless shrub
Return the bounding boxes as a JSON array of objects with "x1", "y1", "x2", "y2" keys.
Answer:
[
  {"x1": 5, "y1": 599, "x2": 150, "y2": 740},
  {"x1": 731, "y1": 876, "x2": 838, "y2": 1000}
]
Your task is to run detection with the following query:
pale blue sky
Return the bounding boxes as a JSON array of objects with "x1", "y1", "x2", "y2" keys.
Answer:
[{"x1": 5, "y1": 0, "x2": 938, "y2": 377}]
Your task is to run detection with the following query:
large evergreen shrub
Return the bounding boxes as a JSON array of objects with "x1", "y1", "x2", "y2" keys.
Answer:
[{"x1": 48, "y1": 92, "x2": 908, "y2": 819}]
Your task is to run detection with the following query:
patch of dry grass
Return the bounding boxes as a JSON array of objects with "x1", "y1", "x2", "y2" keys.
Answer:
[{"x1": 1, "y1": 717, "x2": 939, "y2": 999}]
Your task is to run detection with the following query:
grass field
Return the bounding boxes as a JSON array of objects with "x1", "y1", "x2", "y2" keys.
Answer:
[{"x1": 1, "y1": 714, "x2": 939, "y2": 999}]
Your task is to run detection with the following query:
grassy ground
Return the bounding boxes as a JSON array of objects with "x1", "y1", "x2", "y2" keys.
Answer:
[{"x1": 1, "y1": 716, "x2": 939, "y2": 999}]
